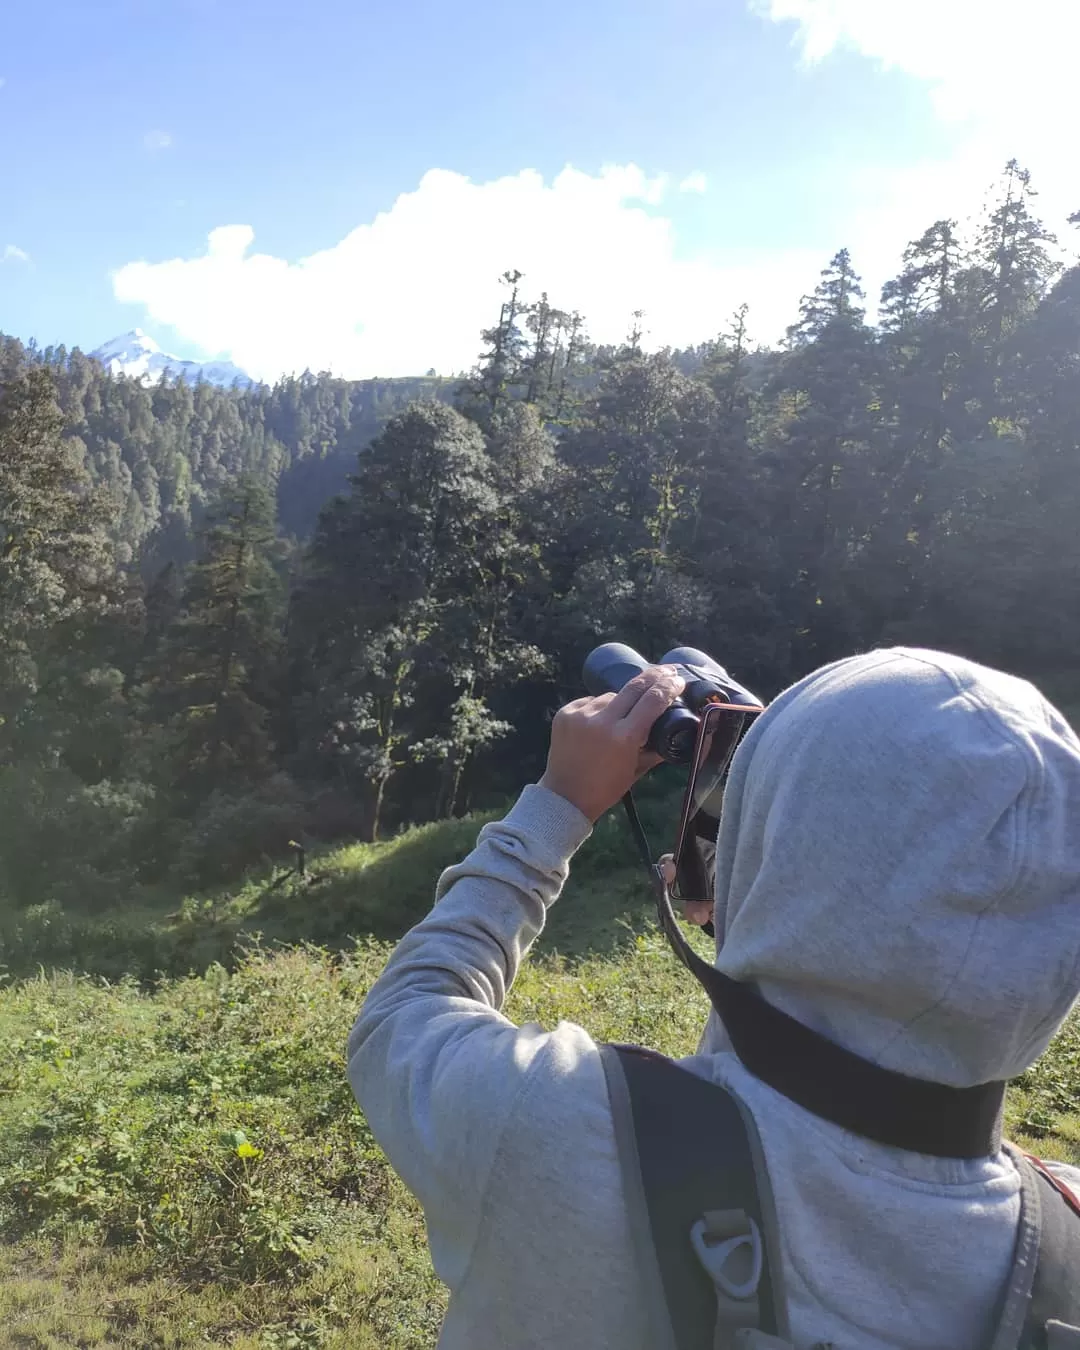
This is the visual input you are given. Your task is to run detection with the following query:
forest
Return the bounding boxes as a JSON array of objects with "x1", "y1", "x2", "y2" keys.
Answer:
[{"x1": 3, "y1": 159, "x2": 1080, "y2": 918}]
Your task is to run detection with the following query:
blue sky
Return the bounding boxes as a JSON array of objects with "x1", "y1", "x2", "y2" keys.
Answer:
[{"x1": 2, "y1": 0, "x2": 1075, "y2": 378}]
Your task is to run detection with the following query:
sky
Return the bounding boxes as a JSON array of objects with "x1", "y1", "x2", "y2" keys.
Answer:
[{"x1": 2, "y1": 0, "x2": 1077, "y2": 380}]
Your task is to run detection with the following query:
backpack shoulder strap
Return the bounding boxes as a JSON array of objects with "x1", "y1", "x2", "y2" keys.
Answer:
[
  {"x1": 1024, "y1": 1155, "x2": 1080, "y2": 1348},
  {"x1": 992, "y1": 1147, "x2": 1080, "y2": 1350},
  {"x1": 600, "y1": 1042, "x2": 791, "y2": 1350}
]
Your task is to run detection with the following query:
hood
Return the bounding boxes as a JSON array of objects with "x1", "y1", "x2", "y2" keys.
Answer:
[{"x1": 708, "y1": 647, "x2": 1080, "y2": 1087}]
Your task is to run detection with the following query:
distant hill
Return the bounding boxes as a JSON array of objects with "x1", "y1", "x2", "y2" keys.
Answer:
[{"x1": 91, "y1": 329, "x2": 255, "y2": 388}]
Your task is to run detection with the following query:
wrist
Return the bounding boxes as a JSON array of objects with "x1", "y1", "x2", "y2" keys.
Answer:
[
  {"x1": 538, "y1": 770, "x2": 603, "y2": 823},
  {"x1": 509, "y1": 782, "x2": 594, "y2": 857}
]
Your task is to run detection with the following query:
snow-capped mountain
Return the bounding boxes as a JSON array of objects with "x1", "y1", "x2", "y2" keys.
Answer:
[{"x1": 91, "y1": 330, "x2": 254, "y2": 388}]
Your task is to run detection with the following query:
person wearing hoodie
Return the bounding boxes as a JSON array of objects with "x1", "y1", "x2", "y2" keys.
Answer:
[{"x1": 346, "y1": 647, "x2": 1080, "y2": 1349}]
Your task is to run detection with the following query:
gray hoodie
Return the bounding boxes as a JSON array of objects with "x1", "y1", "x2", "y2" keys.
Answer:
[{"x1": 348, "y1": 648, "x2": 1080, "y2": 1349}]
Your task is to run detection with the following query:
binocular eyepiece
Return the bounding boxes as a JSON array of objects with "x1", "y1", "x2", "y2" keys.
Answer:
[{"x1": 582, "y1": 643, "x2": 761, "y2": 765}]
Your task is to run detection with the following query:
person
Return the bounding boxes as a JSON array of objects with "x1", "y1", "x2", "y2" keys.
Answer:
[{"x1": 347, "y1": 647, "x2": 1080, "y2": 1349}]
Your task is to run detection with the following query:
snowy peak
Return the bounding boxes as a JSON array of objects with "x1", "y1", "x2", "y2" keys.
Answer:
[
  {"x1": 91, "y1": 330, "x2": 253, "y2": 388},
  {"x1": 92, "y1": 330, "x2": 163, "y2": 376}
]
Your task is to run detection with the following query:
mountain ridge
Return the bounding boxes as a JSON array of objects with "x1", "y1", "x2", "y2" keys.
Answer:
[{"x1": 91, "y1": 329, "x2": 255, "y2": 388}]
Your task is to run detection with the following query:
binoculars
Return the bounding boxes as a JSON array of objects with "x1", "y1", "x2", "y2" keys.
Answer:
[{"x1": 582, "y1": 643, "x2": 762, "y2": 765}]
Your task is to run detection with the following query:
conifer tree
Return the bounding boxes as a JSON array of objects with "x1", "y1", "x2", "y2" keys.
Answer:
[
  {"x1": 0, "y1": 366, "x2": 116, "y2": 758},
  {"x1": 146, "y1": 474, "x2": 282, "y2": 804}
]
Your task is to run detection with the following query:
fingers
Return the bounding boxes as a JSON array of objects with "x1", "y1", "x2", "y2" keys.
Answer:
[
  {"x1": 542, "y1": 670, "x2": 683, "y2": 821},
  {"x1": 619, "y1": 669, "x2": 686, "y2": 741},
  {"x1": 660, "y1": 853, "x2": 715, "y2": 927},
  {"x1": 553, "y1": 693, "x2": 612, "y2": 725},
  {"x1": 604, "y1": 665, "x2": 679, "y2": 722},
  {"x1": 683, "y1": 901, "x2": 715, "y2": 928},
  {"x1": 610, "y1": 671, "x2": 684, "y2": 730}
]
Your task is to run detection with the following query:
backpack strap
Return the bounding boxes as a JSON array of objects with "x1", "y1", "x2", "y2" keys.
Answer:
[
  {"x1": 1023, "y1": 1155, "x2": 1080, "y2": 1347},
  {"x1": 600, "y1": 1043, "x2": 791, "y2": 1350},
  {"x1": 991, "y1": 1147, "x2": 1080, "y2": 1350},
  {"x1": 601, "y1": 1049, "x2": 1080, "y2": 1350}
]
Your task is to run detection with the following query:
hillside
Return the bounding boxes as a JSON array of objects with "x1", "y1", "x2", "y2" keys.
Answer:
[
  {"x1": 0, "y1": 788, "x2": 707, "y2": 1348},
  {"x1": 0, "y1": 771, "x2": 687, "y2": 983},
  {"x1": 2, "y1": 799, "x2": 1079, "y2": 1348},
  {"x1": 3, "y1": 329, "x2": 452, "y2": 553}
]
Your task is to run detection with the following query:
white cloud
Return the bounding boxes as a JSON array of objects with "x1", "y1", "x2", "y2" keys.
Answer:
[
  {"x1": 2, "y1": 244, "x2": 30, "y2": 264},
  {"x1": 143, "y1": 129, "x2": 173, "y2": 152},
  {"x1": 757, "y1": 1, "x2": 1079, "y2": 119},
  {"x1": 755, "y1": 1, "x2": 1080, "y2": 218},
  {"x1": 113, "y1": 6, "x2": 1080, "y2": 381},
  {"x1": 113, "y1": 164, "x2": 823, "y2": 380},
  {"x1": 752, "y1": 1, "x2": 1080, "y2": 321}
]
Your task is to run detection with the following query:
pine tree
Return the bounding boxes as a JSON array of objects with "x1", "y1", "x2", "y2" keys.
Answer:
[
  {"x1": 146, "y1": 474, "x2": 282, "y2": 804},
  {"x1": 789, "y1": 249, "x2": 866, "y2": 344},
  {"x1": 141, "y1": 560, "x2": 182, "y2": 661},
  {"x1": 881, "y1": 220, "x2": 962, "y2": 333},
  {"x1": 768, "y1": 252, "x2": 883, "y2": 669},
  {"x1": 550, "y1": 354, "x2": 723, "y2": 666},
  {"x1": 701, "y1": 303, "x2": 751, "y2": 413},
  {"x1": 626, "y1": 310, "x2": 646, "y2": 356},
  {"x1": 877, "y1": 218, "x2": 976, "y2": 524},
  {"x1": 972, "y1": 161, "x2": 1059, "y2": 341},
  {"x1": 553, "y1": 311, "x2": 589, "y2": 422},
  {"x1": 982, "y1": 259, "x2": 1080, "y2": 674},
  {"x1": 0, "y1": 367, "x2": 117, "y2": 758},
  {"x1": 460, "y1": 270, "x2": 529, "y2": 420}
]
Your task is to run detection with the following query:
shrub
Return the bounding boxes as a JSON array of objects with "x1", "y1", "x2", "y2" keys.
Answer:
[
  {"x1": 0, "y1": 765, "x2": 156, "y2": 912},
  {"x1": 170, "y1": 774, "x2": 312, "y2": 890}
]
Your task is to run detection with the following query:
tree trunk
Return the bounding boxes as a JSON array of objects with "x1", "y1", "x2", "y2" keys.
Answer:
[
  {"x1": 370, "y1": 771, "x2": 388, "y2": 842},
  {"x1": 447, "y1": 751, "x2": 470, "y2": 819},
  {"x1": 210, "y1": 499, "x2": 251, "y2": 780}
]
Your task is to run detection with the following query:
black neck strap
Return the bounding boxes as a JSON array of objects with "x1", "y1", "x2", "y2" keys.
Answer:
[{"x1": 622, "y1": 795, "x2": 1006, "y2": 1159}]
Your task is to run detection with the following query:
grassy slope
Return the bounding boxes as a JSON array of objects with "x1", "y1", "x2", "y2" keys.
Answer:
[
  {"x1": 1, "y1": 780, "x2": 1079, "y2": 1347},
  {"x1": 0, "y1": 771, "x2": 691, "y2": 988}
]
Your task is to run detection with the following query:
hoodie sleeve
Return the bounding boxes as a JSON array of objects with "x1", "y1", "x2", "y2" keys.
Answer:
[{"x1": 346, "y1": 783, "x2": 593, "y2": 1287}]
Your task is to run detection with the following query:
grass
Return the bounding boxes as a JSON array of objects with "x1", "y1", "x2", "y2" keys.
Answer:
[
  {"x1": 1, "y1": 778, "x2": 1079, "y2": 1346},
  {"x1": 0, "y1": 767, "x2": 687, "y2": 986},
  {"x1": 0, "y1": 928, "x2": 717, "y2": 1347}
]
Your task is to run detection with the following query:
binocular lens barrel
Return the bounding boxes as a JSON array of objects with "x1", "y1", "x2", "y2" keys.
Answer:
[
  {"x1": 581, "y1": 643, "x2": 653, "y2": 698},
  {"x1": 581, "y1": 642, "x2": 702, "y2": 765}
]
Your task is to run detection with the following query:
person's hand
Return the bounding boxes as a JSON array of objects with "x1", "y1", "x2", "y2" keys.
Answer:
[
  {"x1": 539, "y1": 666, "x2": 685, "y2": 823},
  {"x1": 659, "y1": 854, "x2": 716, "y2": 928}
]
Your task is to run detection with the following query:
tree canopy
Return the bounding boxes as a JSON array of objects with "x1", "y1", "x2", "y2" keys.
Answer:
[{"x1": 2, "y1": 160, "x2": 1079, "y2": 904}]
